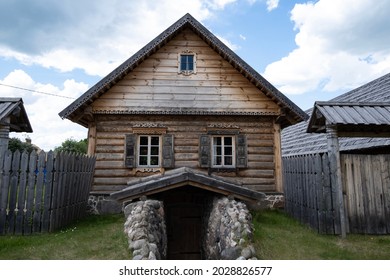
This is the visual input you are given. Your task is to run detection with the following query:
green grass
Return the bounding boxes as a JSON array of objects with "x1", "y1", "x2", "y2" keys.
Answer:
[
  {"x1": 252, "y1": 210, "x2": 390, "y2": 260},
  {"x1": 0, "y1": 214, "x2": 130, "y2": 260},
  {"x1": 1, "y1": 210, "x2": 389, "y2": 260}
]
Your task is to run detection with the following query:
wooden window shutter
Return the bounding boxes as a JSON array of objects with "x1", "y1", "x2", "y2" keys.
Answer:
[
  {"x1": 162, "y1": 134, "x2": 174, "y2": 168},
  {"x1": 199, "y1": 135, "x2": 210, "y2": 168},
  {"x1": 236, "y1": 134, "x2": 247, "y2": 168},
  {"x1": 125, "y1": 134, "x2": 136, "y2": 168}
]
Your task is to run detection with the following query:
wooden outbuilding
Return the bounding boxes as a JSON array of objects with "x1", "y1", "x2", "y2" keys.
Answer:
[
  {"x1": 282, "y1": 73, "x2": 390, "y2": 235},
  {"x1": 59, "y1": 13, "x2": 307, "y2": 203},
  {"x1": 0, "y1": 98, "x2": 32, "y2": 153}
]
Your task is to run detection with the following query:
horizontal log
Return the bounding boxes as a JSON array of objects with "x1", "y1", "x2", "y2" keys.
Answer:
[
  {"x1": 248, "y1": 154, "x2": 274, "y2": 162},
  {"x1": 238, "y1": 169, "x2": 274, "y2": 178}
]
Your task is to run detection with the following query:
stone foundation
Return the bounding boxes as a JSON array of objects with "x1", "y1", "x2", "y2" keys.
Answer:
[
  {"x1": 88, "y1": 195, "x2": 123, "y2": 215},
  {"x1": 123, "y1": 199, "x2": 167, "y2": 260},
  {"x1": 248, "y1": 193, "x2": 285, "y2": 210},
  {"x1": 203, "y1": 196, "x2": 256, "y2": 260}
]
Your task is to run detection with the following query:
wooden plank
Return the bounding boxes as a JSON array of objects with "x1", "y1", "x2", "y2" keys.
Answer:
[
  {"x1": 349, "y1": 154, "x2": 364, "y2": 233},
  {"x1": 50, "y1": 152, "x2": 60, "y2": 232},
  {"x1": 342, "y1": 154, "x2": 355, "y2": 233},
  {"x1": 7, "y1": 150, "x2": 20, "y2": 234},
  {"x1": 364, "y1": 155, "x2": 378, "y2": 234},
  {"x1": 23, "y1": 151, "x2": 37, "y2": 234},
  {"x1": 42, "y1": 151, "x2": 54, "y2": 232},
  {"x1": 372, "y1": 155, "x2": 386, "y2": 234},
  {"x1": 321, "y1": 153, "x2": 335, "y2": 234},
  {"x1": 380, "y1": 155, "x2": 390, "y2": 233},
  {"x1": 15, "y1": 151, "x2": 28, "y2": 235},
  {"x1": 33, "y1": 151, "x2": 46, "y2": 233},
  {"x1": 0, "y1": 150, "x2": 12, "y2": 234}
]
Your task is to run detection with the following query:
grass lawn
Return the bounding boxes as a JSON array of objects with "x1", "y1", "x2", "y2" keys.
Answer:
[
  {"x1": 0, "y1": 214, "x2": 130, "y2": 260},
  {"x1": 253, "y1": 210, "x2": 390, "y2": 260},
  {"x1": 0, "y1": 210, "x2": 389, "y2": 260}
]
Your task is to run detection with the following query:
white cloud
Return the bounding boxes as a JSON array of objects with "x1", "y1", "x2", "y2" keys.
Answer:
[
  {"x1": 2, "y1": 70, "x2": 88, "y2": 151},
  {"x1": 217, "y1": 35, "x2": 240, "y2": 51},
  {"x1": 0, "y1": 0, "x2": 212, "y2": 77},
  {"x1": 263, "y1": 0, "x2": 390, "y2": 95},
  {"x1": 266, "y1": 0, "x2": 279, "y2": 11},
  {"x1": 239, "y1": 34, "x2": 247, "y2": 40}
]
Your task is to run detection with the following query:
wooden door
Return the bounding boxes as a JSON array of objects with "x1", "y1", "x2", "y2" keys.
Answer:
[{"x1": 166, "y1": 202, "x2": 202, "y2": 259}]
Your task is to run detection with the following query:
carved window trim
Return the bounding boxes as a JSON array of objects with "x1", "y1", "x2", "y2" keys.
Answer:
[{"x1": 178, "y1": 50, "x2": 196, "y2": 75}]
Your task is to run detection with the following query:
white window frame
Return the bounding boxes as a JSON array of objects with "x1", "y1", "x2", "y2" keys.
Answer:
[
  {"x1": 212, "y1": 136, "x2": 235, "y2": 168},
  {"x1": 178, "y1": 51, "x2": 196, "y2": 75},
  {"x1": 137, "y1": 135, "x2": 161, "y2": 167}
]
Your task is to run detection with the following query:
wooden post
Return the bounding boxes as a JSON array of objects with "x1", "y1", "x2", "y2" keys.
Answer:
[
  {"x1": 273, "y1": 122, "x2": 283, "y2": 193},
  {"x1": 87, "y1": 123, "x2": 96, "y2": 156},
  {"x1": 0, "y1": 117, "x2": 10, "y2": 155},
  {"x1": 326, "y1": 125, "x2": 347, "y2": 238}
]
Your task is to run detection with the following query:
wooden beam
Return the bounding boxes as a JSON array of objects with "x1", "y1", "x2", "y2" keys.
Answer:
[{"x1": 326, "y1": 125, "x2": 347, "y2": 238}]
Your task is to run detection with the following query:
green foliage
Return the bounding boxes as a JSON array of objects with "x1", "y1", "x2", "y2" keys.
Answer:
[
  {"x1": 8, "y1": 137, "x2": 35, "y2": 153},
  {"x1": 55, "y1": 138, "x2": 88, "y2": 154}
]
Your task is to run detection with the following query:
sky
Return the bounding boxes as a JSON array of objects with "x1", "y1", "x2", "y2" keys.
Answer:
[{"x1": 1, "y1": 0, "x2": 390, "y2": 151}]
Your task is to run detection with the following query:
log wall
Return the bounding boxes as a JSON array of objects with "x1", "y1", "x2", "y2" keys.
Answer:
[
  {"x1": 91, "y1": 28, "x2": 280, "y2": 115},
  {"x1": 92, "y1": 115, "x2": 279, "y2": 194}
]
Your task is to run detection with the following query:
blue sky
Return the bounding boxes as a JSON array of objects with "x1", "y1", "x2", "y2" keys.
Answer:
[{"x1": 1, "y1": 0, "x2": 390, "y2": 151}]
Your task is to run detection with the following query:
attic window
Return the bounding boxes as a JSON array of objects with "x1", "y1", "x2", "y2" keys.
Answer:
[{"x1": 178, "y1": 52, "x2": 196, "y2": 75}]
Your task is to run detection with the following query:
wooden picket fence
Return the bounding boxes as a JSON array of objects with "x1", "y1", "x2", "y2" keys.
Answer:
[
  {"x1": 283, "y1": 153, "x2": 390, "y2": 235},
  {"x1": 0, "y1": 149, "x2": 96, "y2": 235}
]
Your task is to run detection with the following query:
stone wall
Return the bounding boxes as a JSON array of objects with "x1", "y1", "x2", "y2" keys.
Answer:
[
  {"x1": 123, "y1": 199, "x2": 167, "y2": 260},
  {"x1": 203, "y1": 196, "x2": 256, "y2": 260},
  {"x1": 88, "y1": 195, "x2": 123, "y2": 215}
]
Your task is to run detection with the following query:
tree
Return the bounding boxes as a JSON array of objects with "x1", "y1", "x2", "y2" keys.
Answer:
[
  {"x1": 54, "y1": 138, "x2": 88, "y2": 154},
  {"x1": 8, "y1": 137, "x2": 35, "y2": 153}
]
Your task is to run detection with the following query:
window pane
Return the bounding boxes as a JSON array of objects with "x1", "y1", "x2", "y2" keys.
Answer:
[
  {"x1": 224, "y1": 156, "x2": 233, "y2": 166},
  {"x1": 224, "y1": 147, "x2": 232, "y2": 156},
  {"x1": 139, "y1": 147, "x2": 148, "y2": 155},
  {"x1": 151, "y1": 137, "x2": 159, "y2": 145},
  {"x1": 224, "y1": 137, "x2": 232, "y2": 145},
  {"x1": 180, "y1": 55, "x2": 194, "y2": 71},
  {"x1": 151, "y1": 146, "x2": 159, "y2": 155},
  {"x1": 214, "y1": 137, "x2": 222, "y2": 146},
  {"x1": 140, "y1": 136, "x2": 148, "y2": 145},
  {"x1": 139, "y1": 156, "x2": 147, "y2": 166},
  {"x1": 214, "y1": 156, "x2": 222, "y2": 166},
  {"x1": 150, "y1": 156, "x2": 159, "y2": 166}
]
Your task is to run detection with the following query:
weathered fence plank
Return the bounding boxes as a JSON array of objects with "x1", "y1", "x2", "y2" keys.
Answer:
[
  {"x1": 0, "y1": 150, "x2": 95, "y2": 235},
  {"x1": 0, "y1": 150, "x2": 12, "y2": 234},
  {"x1": 15, "y1": 151, "x2": 28, "y2": 235},
  {"x1": 24, "y1": 151, "x2": 37, "y2": 234},
  {"x1": 284, "y1": 153, "x2": 390, "y2": 235}
]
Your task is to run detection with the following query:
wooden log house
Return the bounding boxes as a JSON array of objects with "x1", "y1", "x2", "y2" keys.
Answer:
[{"x1": 59, "y1": 14, "x2": 307, "y2": 204}]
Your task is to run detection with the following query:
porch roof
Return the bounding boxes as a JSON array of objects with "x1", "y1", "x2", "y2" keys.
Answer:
[{"x1": 110, "y1": 167, "x2": 265, "y2": 203}]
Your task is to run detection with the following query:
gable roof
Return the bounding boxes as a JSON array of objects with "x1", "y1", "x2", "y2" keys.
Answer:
[
  {"x1": 59, "y1": 13, "x2": 307, "y2": 128},
  {"x1": 110, "y1": 167, "x2": 265, "y2": 203},
  {"x1": 0, "y1": 98, "x2": 33, "y2": 132},
  {"x1": 282, "y1": 73, "x2": 390, "y2": 156}
]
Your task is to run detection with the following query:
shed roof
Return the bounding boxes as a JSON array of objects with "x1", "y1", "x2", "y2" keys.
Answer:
[
  {"x1": 307, "y1": 102, "x2": 390, "y2": 135},
  {"x1": 59, "y1": 13, "x2": 308, "y2": 128},
  {"x1": 110, "y1": 167, "x2": 265, "y2": 203},
  {"x1": 0, "y1": 98, "x2": 33, "y2": 132},
  {"x1": 282, "y1": 72, "x2": 390, "y2": 156}
]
